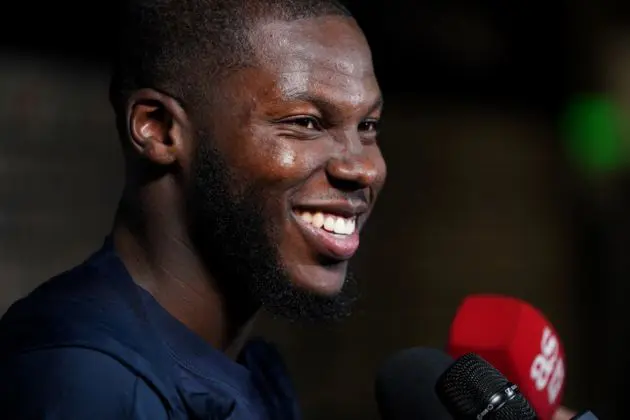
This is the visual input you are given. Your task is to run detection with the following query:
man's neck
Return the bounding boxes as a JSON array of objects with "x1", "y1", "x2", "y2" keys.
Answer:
[
  {"x1": 111, "y1": 204, "x2": 255, "y2": 354},
  {"x1": 225, "y1": 313, "x2": 260, "y2": 359}
]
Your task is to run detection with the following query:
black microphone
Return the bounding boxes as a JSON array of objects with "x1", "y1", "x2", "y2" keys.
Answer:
[
  {"x1": 436, "y1": 352, "x2": 537, "y2": 419},
  {"x1": 437, "y1": 353, "x2": 600, "y2": 420},
  {"x1": 375, "y1": 347, "x2": 453, "y2": 419},
  {"x1": 375, "y1": 348, "x2": 537, "y2": 419}
]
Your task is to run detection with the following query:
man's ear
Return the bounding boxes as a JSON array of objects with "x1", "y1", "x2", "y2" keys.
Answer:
[{"x1": 125, "y1": 89, "x2": 191, "y2": 166}]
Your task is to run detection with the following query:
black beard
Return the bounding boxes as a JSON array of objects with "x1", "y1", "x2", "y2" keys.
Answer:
[{"x1": 187, "y1": 136, "x2": 358, "y2": 324}]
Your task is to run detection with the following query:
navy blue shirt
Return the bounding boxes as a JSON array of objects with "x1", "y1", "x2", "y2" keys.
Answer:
[{"x1": 0, "y1": 239, "x2": 301, "y2": 419}]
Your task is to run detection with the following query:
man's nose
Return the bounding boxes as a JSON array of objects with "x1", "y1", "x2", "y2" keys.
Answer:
[{"x1": 325, "y1": 153, "x2": 381, "y2": 191}]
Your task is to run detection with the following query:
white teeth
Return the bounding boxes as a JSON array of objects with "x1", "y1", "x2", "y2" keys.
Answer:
[
  {"x1": 324, "y1": 216, "x2": 335, "y2": 231},
  {"x1": 300, "y1": 212, "x2": 313, "y2": 223},
  {"x1": 334, "y1": 218, "x2": 346, "y2": 234},
  {"x1": 297, "y1": 211, "x2": 357, "y2": 235},
  {"x1": 312, "y1": 212, "x2": 324, "y2": 228},
  {"x1": 346, "y1": 218, "x2": 356, "y2": 234}
]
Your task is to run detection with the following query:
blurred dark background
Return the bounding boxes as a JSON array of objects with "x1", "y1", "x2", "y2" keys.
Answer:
[{"x1": 2, "y1": 1, "x2": 630, "y2": 418}]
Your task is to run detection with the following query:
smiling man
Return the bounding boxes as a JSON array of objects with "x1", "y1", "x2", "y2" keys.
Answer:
[{"x1": 0, "y1": 0, "x2": 385, "y2": 419}]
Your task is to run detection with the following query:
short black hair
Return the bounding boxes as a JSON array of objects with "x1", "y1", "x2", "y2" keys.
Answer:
[{"x1": 109, "y1": 0, "x2": 352, "y2": 115}]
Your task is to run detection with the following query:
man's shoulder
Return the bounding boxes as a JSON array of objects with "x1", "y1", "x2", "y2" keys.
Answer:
[
  {"x1": 7, "y1": 243, "x2": 122, "y2": 307},
  {"x1": 0, "y1": 249, "x2": 188, "y2": 416},
  {"x1": 0, "y1": 251, "x2": 121, "y2": 349},
  {"x1": 0, "y1": 346, "x2": 169, "y2": 419},
  {"x1": 0, "y1": 240, "x2": 144, "y2": 346},
  {"x1": 0, "y1": 246, "x2": 170, "y2": 377},
  {"x1": 2, "y1": 244, "x2": 116, "y2": 319}
]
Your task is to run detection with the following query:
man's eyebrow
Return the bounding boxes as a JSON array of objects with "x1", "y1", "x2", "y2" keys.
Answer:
[{"x1": 283, "y1": 91, "x2": 384, "y2": 115}]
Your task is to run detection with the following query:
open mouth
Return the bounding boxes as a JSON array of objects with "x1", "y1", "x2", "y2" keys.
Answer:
[{"x1": 292, "y1": 208, "x2": 360, "y2": 260}]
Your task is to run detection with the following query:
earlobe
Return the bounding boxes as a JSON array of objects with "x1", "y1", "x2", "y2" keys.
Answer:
[{"x1": 125, "y1": 89, "x2": 188, "y2": 166}]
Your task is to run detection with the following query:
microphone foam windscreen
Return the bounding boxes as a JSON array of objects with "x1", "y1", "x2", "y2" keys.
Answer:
[{"x1": 436, "y1": 353, "x2": 537, "y2": 420}]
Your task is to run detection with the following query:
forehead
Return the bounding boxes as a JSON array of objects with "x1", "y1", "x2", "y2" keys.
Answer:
[{"x1": 247, "y1": 16, "x2": 380, "y2": 108}]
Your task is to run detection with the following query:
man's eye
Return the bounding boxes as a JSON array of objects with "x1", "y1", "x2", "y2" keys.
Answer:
[
  {"x1": 359, "y1": 120, "x2": 380, "y2": 133},
  {"x1": 286, "y1": 117, "x2": 320, "y2": 130}
]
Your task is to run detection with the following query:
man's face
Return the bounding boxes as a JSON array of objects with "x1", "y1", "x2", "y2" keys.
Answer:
[{"x1": 187, "y1": 16, "x2": 386, "y2": 321}]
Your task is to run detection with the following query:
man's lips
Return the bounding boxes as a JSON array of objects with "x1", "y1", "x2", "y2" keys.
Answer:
[
  {"x1": 293, "y1": 200, "x2": 368, "y2": 219},
  {"x1": 291, "y1": 204, "x2": 363, "y2": 260}
]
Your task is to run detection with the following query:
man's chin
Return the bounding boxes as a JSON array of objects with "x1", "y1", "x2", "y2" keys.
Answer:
[
  {"x1": 290, "y1": 276, "x2": 348, "y2": 298},
  {"x1": 262, "y1": 303, "x2": 355, "y2": 323},
  {"x1": 289, "y1": 258, "x2": 352, "y2": 294},
  {"x1": 255, "y1": 270, "x2": 359, "y2": 323}
]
